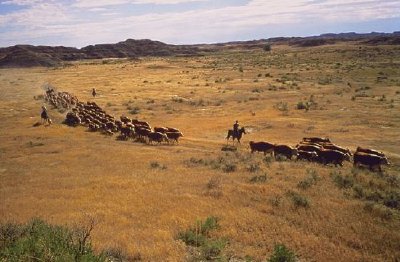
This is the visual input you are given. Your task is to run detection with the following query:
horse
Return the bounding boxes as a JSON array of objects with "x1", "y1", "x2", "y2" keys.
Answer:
[
  {"x1": 41, "y1": 110, "x2": 51, "y2": 125},
  {"x1": 226, "y1": 127, "x2": 246, "y2": 144}
]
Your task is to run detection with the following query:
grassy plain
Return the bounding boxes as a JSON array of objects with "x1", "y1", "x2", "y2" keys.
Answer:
[{"x1": 1, "y1": 42, "x2": 400, "y2": 261}]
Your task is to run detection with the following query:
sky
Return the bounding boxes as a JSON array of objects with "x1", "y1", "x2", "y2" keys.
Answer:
[{"x1": 0, "y1": 0, "x2": 399, "y2": 48}]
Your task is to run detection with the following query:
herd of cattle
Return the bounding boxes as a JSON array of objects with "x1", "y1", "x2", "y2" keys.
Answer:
[
  {"x1": 45, "y1": 89, "x2": 183, "y2": 144},
  {"x1": 249, "y1": 137, "x2": 390, "y2": 172},
  {"x1": 44, "y1": 89, "x2": 390, "y2": 171}
]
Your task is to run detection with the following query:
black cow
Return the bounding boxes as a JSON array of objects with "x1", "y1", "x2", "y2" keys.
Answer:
[
  {"x1": 249, "y1": 141, "x2": 274, "y2": 156},
  {"x1": 354, "y1": 152, "x2": 389, "y2": 172},
  {"x1": 297, "y1": 150, "x2": 318, "y2": 162},
  {"x1": 274, "y1": 145, "x2": 298, "y2": 160},
  {"x1": 318, "y1": 149, "x2": 350, "y2": 166},
  {"x1": 147, "y1": 132, "x2": 168, "y2": 144}
]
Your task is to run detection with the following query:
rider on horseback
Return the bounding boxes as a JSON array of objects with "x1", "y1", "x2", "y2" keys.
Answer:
[{"x1": 233, "y1": 120, "x2": 239, "y2": 137}]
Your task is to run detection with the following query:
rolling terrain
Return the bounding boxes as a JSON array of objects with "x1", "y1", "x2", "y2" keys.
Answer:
[{"x1": 1, "y1": 41, "x2": 400, "y2": 261}]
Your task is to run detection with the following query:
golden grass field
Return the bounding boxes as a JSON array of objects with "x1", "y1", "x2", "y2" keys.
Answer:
[{"x1": 1, "y1": 42, "x2": 400, "y2": 261}]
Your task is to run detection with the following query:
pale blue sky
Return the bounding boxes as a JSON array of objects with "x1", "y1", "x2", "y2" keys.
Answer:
[{"x1": 0, "y1": 0, "x2": 399, "y2": 47}]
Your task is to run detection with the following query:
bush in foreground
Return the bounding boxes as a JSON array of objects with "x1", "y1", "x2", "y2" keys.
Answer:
[{"x1": 0, "y1": 218, "x2": 102, "y2": 261}]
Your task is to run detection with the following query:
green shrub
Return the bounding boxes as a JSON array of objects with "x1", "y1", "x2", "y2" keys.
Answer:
[
  {"x1": 0, "y1": 218, "x2": 102, "y2": 261},
  {"x1": 263, "y1": 44, "x2": 272, "y2": 52},
  {"x1": 201, "y1": 239, "x2": 226, "y2": 260},
  {"x1": 268, "y1": 243, "x2": 297, "y2": 262},
  {"x1": 296, "y1": 101, "x2": 309, "y2": 110},
  {"x1": 287, "y1": 191, "x2": 310, "y2": 208},
  {"x1": 178, "y1": 216, "x2": 225, "y2": 260},
  {"x1": 332, "y1": 172, "x2": 354, "y2": 189},
  {"x1": 297, "y1": 171, "x2": 319, "y2": 190},
  {"x1": 222, "y1": 163, "x2": 237, "y2": 173},
  {"x1": 250, "y1": 174, "x2": 268, "y2": 183}
]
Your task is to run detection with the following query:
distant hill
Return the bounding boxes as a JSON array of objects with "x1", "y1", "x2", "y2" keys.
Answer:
[
  {"x1": 0, "y1": 39, "x2": 199, "y2": 68},
  {"x1": 199, "y1": 32, "x2": 400, "y2": 49},
  {"x1": 1, "y1": 32, "x2": 399, "y2": 68}
]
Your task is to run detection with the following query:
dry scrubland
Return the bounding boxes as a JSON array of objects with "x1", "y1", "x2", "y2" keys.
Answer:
[{"x1": 1, "y1": 43, "x2": 400, "y2": 261}]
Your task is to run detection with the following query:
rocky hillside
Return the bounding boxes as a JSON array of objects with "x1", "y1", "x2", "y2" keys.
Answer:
[
  {"x1": 1, "y1": 32, "x2": 399, "y2": 68},
  {"x1": 0, "y1": 39, "x2": 199, "y2": 68}
]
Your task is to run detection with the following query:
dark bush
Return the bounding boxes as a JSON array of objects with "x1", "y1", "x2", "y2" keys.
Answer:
[{"x1": 268, "y1": 243, "x2": 297, "y2": 262}]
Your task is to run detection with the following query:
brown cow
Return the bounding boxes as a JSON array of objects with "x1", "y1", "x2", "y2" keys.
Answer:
[
  {"x1": 249, "y1": 141, "x2": 274, "y2": 156},
  {"x1": 166, "y1": 127, "x2": 180, "y2": 133},
  {"x1": 274, "y1": 145, "x2": 298, "y2": 160},
  {"x1": 154, "y1": 127, "x2": 168, "y2": 133},
  {"x1": 356, "y1": 147, "x2": 385, "y2": 158},
  {"x1": 354, "y1": 152, "x2": 389, "y2": 172},
  {"x1": 322, "y1": 144, "x2": 352, "y2": 156}
]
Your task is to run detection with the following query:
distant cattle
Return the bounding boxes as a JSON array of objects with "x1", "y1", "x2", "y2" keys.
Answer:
[
  {"x1": 166, "y1": 127, "x2": 180, "y2": 133},
  {"x1": 274, "y1": 145, "x2": 298, "y2": 160},
  {"x1": 154, "y1": 127, "x2": 168, "y2": 133},
  {"x1": 166, "y1": 132, "x2": 183, "y2": 144},
  {"x1": 322, "y1": 144, "x2": 352, "y2": 156},
  {"x1": 303, "y1": 137, "x2": 331, "y2": 144},
  {"x1": 147, "y1": 132, "x2": 168, "y2": 144},
  {"x1": 297, "y1": 150, "x2": 318, "y2": 162},
  {"x1": 297, "y1": 141, "x2": 323, "y2": 148},
  {"x1": 249, "y1": 141, "x2": 274, "y2": 156},
  {"x1": 354, "y1": 152, "x2": 389, "y2": 172},
  {"x1": 120, "y1": 126, "x2": 135, "y2": 139},
  {"x1": 356, "y1": 147, "x2": 385, "y2": 158},
  {"x1": 318, "y1": 149, "x2": 350, "y2": 166},
  {"x1": 296, "y1": 144, "x2": 322, "y2": 154},
  {"x1": 136, "y1": 127, "x2": 151, "y2": 141},
  {"x1": 120, "y1": 116, "x2": 132, "y2": 124}
]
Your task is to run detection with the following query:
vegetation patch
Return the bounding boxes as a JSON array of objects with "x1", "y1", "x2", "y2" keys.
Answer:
[
  {"x1": 287, "y1": 191, "x2": 310, "y2": 209},
  {"x1": 268, "y1": 243, "x2": 297, "y2": 262},
  {"x1": 0, "y1": 218, "x2": 104, "y2": 261},
  {"x1": 178, "y1": 216, "x2": 227, "y2": 260}
]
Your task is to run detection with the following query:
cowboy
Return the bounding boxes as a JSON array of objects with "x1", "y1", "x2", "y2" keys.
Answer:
[
  {"x1": 92, "y1": 88, "x2": 97, "y2": 97},
  {"x1": 233, "y1": 120, "x2": 239, "y2": 136}
]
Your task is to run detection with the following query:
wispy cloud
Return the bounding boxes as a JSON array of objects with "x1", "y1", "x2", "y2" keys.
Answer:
[
  {"x1": 72, "y1": 0, "x2": 207, "y2": 8},
  {"x1": 0, "y1": 0, "x2": 399, "y2": 47}
]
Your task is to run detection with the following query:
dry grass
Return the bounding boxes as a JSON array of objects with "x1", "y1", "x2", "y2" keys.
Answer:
[{"x1": 1, "y1": 43, "x2": 400, "y2": 261}]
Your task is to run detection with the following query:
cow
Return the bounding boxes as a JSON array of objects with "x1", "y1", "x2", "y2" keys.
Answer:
[
  {"x1": 147, "y1": 132, "x2": 168, "y2": 144},
  {"x1": 120, "y1": 126, "x2": 135, "y2": 140},
  {"x1": 249, "y1": 141, "x2": 274, "y2": 156},
  {"x1": 166, "y1": 132, "x2": 183, "y2": 144},
  {"x1": 296, "y1": 144, "x2": 322, "y2": 154},
  {"x1": 166, "y1": 127, "x2": 180, "y2": 133},
  {"x1": 356, "y1": 147, "x2": 385, "y2": 158},
  {"x1": 303, "y1": 137, "x2": 331, "y2": 144},
  {"x1": 136, "y1": 127, "x2": 151, "y2": 141},
  {"x1": 120, "y1": 116, "x2": 132, "y2": 124},
  {"x1": 297, "y1": 150, "x2": 318, "y2": 162},
  {"x1": 154, "y1": 127, "x2": 168, "y2": 133},
  {"x1": 273, "y1": 145, "x2": 298, "y2": 160},
  {"x1": 354, "y1": 152, "x2": 389, "y2": 172},
  {"x1": 322, "y1": 144, "x2": 352, "y2": 156},
  {"x1": 297, "y1": 141, "x2": 323, "y2": 148},
  {"x1": 318, "y1": 149, "x2": 351, "y2": 166}
]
